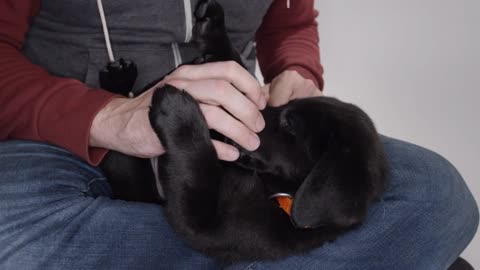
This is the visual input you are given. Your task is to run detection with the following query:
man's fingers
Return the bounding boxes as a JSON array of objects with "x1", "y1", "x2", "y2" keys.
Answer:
[
  {"x1": 261, "y1": 84, "x2": 271, "y2": 102},
  {"x1": 166, "y1": 61, "x2": 266, "y2": 109},
  {"x1": 267, "y1": 70, "x2": 323, "y2": 106},
  {"x1": 212, "y1": 140, "x2": 239, "y2": 161},
  {"x1": 167, "y1": 79, "x2": 265, "y2": 132},
  {"x1": 200, "y1": 104, "x2": 260, "y2": 152}
]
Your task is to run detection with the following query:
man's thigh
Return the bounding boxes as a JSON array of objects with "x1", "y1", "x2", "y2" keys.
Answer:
[
  {"x1": 0, "y1": 140, "x2": 217, "y2": 270},
  {"x1": 1, "y1": 138, "x2": 477, "y2": 270}
]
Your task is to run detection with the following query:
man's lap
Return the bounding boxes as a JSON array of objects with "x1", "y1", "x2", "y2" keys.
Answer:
[
  {"x1": 0, "y1": 141, "x2": 215, "y2": 270},
  {"x1": 0, "y1": 138, "x2": 477, "y2": 270}
]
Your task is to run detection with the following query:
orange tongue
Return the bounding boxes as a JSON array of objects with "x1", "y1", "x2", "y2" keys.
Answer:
[{"x1": 276, "y1": 196, "x2": 293, "y2": 216}]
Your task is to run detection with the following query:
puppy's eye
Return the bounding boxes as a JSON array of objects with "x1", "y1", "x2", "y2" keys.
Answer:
[{"x1": 280, "y1": 116, "x2": 296, "y2": 135}]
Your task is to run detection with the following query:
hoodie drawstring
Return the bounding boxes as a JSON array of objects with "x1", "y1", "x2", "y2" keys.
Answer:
[{"x1": 96, "y1": 0, "x2": 115, "y2": 62}]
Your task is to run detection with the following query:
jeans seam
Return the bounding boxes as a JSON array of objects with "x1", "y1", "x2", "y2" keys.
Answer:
[
  {"x1": 241, "y1": 262, "x2": 257, "y2": 270},
  {"x1": 81, "y1": 177, "x2": 108, "y2": 194}
]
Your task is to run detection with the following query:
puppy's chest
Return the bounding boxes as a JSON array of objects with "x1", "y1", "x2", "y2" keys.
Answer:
[{"x1": 218, "y1": 167, "x2": 266, "y2": 205}]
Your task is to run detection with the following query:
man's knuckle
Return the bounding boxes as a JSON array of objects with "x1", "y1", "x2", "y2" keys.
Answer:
[
  {"x1": 175, "y1": 65, "x2": 189, "y2": 75},
  {"x1": 166, "y1": 79, "x2": 184, "y2": 89},
  {"x1": 224, "y1": 61, "x2": 239, "y2": 76},
  {"x1": 226, "y1": 60, "x2": 238, "y2": 69}
]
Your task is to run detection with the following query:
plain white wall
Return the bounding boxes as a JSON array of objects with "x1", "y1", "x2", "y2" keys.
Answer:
[{"x1": 313, "y1": 0, "x2": 480, "y2": 267}]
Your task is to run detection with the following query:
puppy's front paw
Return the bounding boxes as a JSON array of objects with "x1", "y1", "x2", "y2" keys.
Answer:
[
  {"x1": 149, "y1": 85, "x2": 211, "y2": 150},
  {"x1": 99, "y1": 58, "x2": 137, "y2": 96}
]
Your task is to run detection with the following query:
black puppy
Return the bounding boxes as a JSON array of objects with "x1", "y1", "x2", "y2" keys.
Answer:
[{"x1": 100, "y1": 0, "x2": 388, "y2": 264}]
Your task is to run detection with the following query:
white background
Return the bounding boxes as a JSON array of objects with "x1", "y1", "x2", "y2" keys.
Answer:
[
  {"x1": 260, "y1": 0, "x2": 480, "y2": 267},
  {"x1": 316, "y1": 0, "x2": 480, "y2": 267}
]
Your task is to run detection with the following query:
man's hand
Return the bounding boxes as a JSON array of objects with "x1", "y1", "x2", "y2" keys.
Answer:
[
  {"x1": 262, "y1": 70, "x2": 322, "y2": 107},
  {"x1": 90, "y1": 61, "x2": 266, "y2": 161},
  {"x1": 162, "y1": 61, "x2": 266, "y2": 160},
  {"x1": 89, "y1": 90, "x2": 164, "y2": 159}
]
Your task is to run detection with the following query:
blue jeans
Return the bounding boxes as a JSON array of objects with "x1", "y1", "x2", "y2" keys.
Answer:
[{"x1": 0, "y1": 137, "x2": 478, "y2": 270}]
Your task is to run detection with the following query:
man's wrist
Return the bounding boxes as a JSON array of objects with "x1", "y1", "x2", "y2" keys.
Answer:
[
  {"x1": 89, "y1": 97, "x2": 129, "y2": 150},
  {"x1": 287, "y1": 66, "x2": 323, "y2": 91}
]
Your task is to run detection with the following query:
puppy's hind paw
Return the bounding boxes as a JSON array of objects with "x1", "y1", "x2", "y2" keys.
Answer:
[
  {"x1": 193, "y1": 0, "x2": 228, "y2": 52},
  {"x1": 195, "y1": 0, "x2": 223, "y2": 22}
]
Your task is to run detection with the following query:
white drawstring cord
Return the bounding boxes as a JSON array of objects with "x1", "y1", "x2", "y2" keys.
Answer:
[
  {"x1": 183, "y1": 0, "x2": 193, "y2": 42},
  {"x1": 96, "y1": 0, "x2": 115, "y2": 62},
  {"x1": 287, "y1": 0, "x2": 290, "y2": 8}
]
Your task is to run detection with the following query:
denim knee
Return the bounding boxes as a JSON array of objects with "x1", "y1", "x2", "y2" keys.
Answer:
[
  {"x1": 422, "y1": 150, "x2": 479, "y2": 267},
  {"x1": 385, "y1": 138, "x2": 479, "y2": 264},
  {"x1": 384, "y1": 138, "x2": 474, "y2": 203}
]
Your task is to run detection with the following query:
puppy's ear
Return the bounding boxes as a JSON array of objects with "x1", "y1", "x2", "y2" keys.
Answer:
[{"x1": 291, "y1": 151, "x2": 370, "y2": 229}]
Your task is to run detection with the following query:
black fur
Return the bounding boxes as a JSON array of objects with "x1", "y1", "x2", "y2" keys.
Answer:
[
  {"x1": 100, "y1": 0, "x2": 389, "y2": 264},
  {"x1": 147, "y1": 86, "x2": 388, "y2": 263}
]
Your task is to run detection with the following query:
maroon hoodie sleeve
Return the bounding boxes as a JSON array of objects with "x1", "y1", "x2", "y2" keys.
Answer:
[
  {"x1": 0, "y1": 0, "x2": 117, "y2": 165},
  {"x1": 256, "y1": 0, "x2": 324, "y2": 90}
]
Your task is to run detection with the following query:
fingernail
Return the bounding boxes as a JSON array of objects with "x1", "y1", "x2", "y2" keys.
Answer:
[
  {"x1": 249, "y1": 134, "x2": 260, "y2": 150},
  {"x1": 256, "y1": 115, "x2": 265, "y2": 132}
]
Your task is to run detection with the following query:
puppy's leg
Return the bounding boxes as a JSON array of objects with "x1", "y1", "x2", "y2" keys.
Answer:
[
  {"x1": 193, "y1": 0, "x2": 244, "y2": 65},
  {"x1": 149, "y1": 85, "x2": 223, "y2": 234}
]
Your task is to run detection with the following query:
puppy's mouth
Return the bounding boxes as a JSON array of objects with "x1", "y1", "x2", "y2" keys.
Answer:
[
  {"x1": 224, "y1": 137, "x2": 267, "y2": 172},
  {"x1": 234, "y1": 151, "x2": 265, "y2": 172}
]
